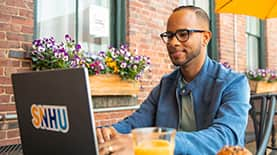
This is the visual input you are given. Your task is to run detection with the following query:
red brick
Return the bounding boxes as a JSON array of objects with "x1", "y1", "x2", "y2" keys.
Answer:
[
  {"x1": 0, "y1": 95, "x2": 11, "y2": 103},
  {"x1": 0, "y1": 60, "x2": 20, "y2": 67},
  {"x1": 0, "y1": 23, "x2": 11, "y2": 32},
  {"x1": 0, "y1": 41, "x2": 20, "y2": 48},
  {"x1": 0, "y1": 138, "x2": 21, "y2": 146},
  {"x1": 7, "y1": 129, "x2": 20, "y2": 138},
  {"x1": 4, "y1": 86, "x2": 13, "y2": 94},
  {"x1": 11, "y1": 16, "x2": 33, "y2": 26},
  {"x1": 6, "y1": 32, "x2": 24, "y2": 41},
  {"x1": 19, "y1": 9, "x2": 33, "y2": 18},
  {"x1": 11, "y1": 24, "x2": 21, "y2": 32},
  {"x1": 4, "y1": 67, "x2": 18, "y2": 76},
  {"x1": 16, "y1": 68, "x2": 32, "y2": 73},
  {"x1": 0, "y1": 5, "x2": 18, "y2": 16},
  {"x1": 0, "y1": 32, "x2": 5, "y2": 40},
  {"x1": 22, "y1": 42, "x2": 32, "y2": 51},
  {"x1": 0, "y1": 87, "x2": 4, "y2": 94},
  {"x1": 95, "y1": 122, "x2": 101, "y2": 127},
  {"x1": 24, "y1": 1, "x2": 33, "y2": 10},
  {"x1": 0, "y1": 67, "x2": 4, "y2": 75},
  {"x1": 0, "y1": 104, "x2": 16, "y2": 111},
  {"x1": 0, "y1": 76, "x2": 11, "y2": 85},
  {"x1": 0, "y1": 131, "x2": 6, "y2": 139},
  {"x1": 22, "y1": 25, "x2": 33, "y2": 34},
  {"x1": 0, "y1": 13, "x2": 11, "y2": 23},
  {"x1": 6, "y1": 0, "x2": 25, "y2": 8},
  {"x1": 21, "y1": 61, "x2": 31, "y2": 67},
  {"x1": 94, "y1": 113, "x2": 110, "y2": 120}
]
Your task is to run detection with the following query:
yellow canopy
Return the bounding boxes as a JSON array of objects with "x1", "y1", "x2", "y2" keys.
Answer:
[{"x1": 215, "y1": 0, "x2": 277, "y2": 19}]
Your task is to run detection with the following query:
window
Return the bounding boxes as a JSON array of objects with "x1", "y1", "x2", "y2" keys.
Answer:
[
  {"x1": 36, "y1": 0, "x2": 76, "y2": 42},
  {"x1": 179, "y1": 0, "x2": 209, "y2": 15},
  {"x1": 178, "y1": 0, "x2": 218, "y2": 60},
  {"x1": 246, "y1": 16, "x2": 262, "y2": 70},
  {"x1": 35, "y1": 0, "x2": 126, "y2": 53},
  {"x1": 78, "y1": 0, "x2": 110, "y2": 53}
]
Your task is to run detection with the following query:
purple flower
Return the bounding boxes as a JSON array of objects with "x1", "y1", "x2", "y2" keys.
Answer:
[
  {"x1": 246, "y1": 68, "x2": 277, "y2": 82},
  {"x1": 221, "y1": 61, "x2": 231, "y2": 69},
  {"x1": 134, "y1": 56, "x2": 141, "y2": 63},
  {"x1": 75, "y1": 44, "x2": 81, "y2": 51},
  {"x1": 120, "y1": 62, "x2": 127, "y2": 68},
  {"x1": 65, "y1": 34, "x2": 71, "y2": 42},
  {"x1": 125, "y1": 51, "x2": 131, "y2": 57},
  {"x1": 98, "y1": 51, "x2": 106, "y2": 57}
]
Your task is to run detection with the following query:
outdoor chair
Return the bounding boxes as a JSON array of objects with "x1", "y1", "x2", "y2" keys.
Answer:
[{"x1": 248, "y1": 93, "x2": 277, "y2": 155}]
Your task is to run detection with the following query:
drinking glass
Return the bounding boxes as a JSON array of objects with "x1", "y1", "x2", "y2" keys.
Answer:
[{"x1": 132, "y1": 127, "x2": 176, "y2": 155}]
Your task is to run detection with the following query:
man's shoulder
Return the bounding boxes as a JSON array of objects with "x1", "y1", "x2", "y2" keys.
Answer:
[
  {"x1": 207, "y1": 59, "x2": 247, "y2": 84},
  {"x1": 161, "y1": 68, "x2": 179, "y2": 80}
]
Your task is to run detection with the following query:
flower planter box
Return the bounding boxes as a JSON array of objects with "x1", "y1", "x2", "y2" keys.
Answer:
[
  {"x1": 249, "y1": 80, "x2": 277, "y2": 94},
  {"x1": 89, "y1": 74, "x2": 140, "y2": 96}
]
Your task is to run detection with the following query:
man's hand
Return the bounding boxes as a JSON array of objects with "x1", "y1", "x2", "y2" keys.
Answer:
[
  {"x1": 96, "y1": 127, "x2": 134, "y2": 155},
  {"x1": 96, "y1": 126, "x2": 117, "y2": 144}
]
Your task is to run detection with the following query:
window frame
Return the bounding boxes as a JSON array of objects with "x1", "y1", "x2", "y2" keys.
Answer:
[
  {"x1": 33, "y1": 0, "x2": 126, "y2": 49},
  {"x1": 246, "y1": 18, "x2": 266, "y2": 69},
  {"x1": 207, "y1": 0, "x2": 218, "y2": 60}
]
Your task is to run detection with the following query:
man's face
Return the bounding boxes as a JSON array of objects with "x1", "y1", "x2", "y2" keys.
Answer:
[{"x1": 165, "y1": 9, "x2": 210, "y2": 67}]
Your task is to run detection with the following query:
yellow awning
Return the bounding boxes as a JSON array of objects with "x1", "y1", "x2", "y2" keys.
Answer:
[{"x1": 215, "y1": 0, "x2": 277, "y2": 19}]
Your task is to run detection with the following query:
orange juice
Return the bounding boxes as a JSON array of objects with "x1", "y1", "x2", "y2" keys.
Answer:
[{"x1": 134, "y1": 139, "x2": 174, "y2": 155}]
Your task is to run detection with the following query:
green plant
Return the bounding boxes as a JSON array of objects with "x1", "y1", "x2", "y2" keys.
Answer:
[
  {"x1": 31, "y1": 34, "x2": 150, "y2": 80},
  {"x1": 99, "y1": 45, "x2": 150, "y2": 80},
  {"x1": 246, "y1": 68, "x2": 277, "y2": 82}
]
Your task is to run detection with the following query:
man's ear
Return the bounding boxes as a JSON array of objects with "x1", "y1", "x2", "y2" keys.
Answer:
[{"x1": 202, "y1": 31, "x2": 212, "y2": 47}]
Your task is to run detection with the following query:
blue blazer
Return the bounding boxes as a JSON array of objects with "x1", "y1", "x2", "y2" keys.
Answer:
[{"x1": 113, "y1": 56, "x2": 251, "y2": 155}]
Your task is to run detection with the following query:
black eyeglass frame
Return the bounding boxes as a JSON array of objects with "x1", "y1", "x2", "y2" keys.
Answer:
[{"x1": 160, "y1": 29, "x2": 206, "y2": 43}]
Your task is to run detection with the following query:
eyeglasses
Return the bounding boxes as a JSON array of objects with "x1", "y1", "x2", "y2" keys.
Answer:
[{"x1": 160, "y1": 29, "x2": 206, "y2": 43}]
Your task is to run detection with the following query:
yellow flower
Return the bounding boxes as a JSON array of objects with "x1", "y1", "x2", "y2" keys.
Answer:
[
  {"x1": 105, "y1": 57, "x2": 113, "y2": 63},
  {"x1": 113, "y1": 67, "x2": 119, "y2": 73}
]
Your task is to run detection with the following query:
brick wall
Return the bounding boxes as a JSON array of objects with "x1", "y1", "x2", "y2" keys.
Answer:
[
  {"x1": 94, "y1": 110, "x2": 134, "y2": 127},
  {"x1": 266, "y1": 19, "x2": 277, "y2": 69},
  {"x1": 0, "y1": 0, "x2": 33, "y2": 145},
  {"x1": 217, "y1": 14, "x2": 248, "y2": 72}
]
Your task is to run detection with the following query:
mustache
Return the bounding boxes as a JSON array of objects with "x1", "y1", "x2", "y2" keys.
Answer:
[{"x1": 168, "y1": 48, "x2": 187, "y2": 54}]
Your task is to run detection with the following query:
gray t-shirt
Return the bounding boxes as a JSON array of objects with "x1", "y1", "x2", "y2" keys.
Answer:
[{"x1": 179, "y1": 77, "x2": 196, "y2": 131}]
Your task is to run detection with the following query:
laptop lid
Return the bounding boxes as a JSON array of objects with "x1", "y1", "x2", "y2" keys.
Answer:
[{"x1": 12, "y1": 68, "x2": 99, "y2": 155}]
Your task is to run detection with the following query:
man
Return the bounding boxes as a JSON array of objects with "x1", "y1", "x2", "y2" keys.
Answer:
[{"x1": 97, "y1": 5, "x2": 250, "y2": 155}]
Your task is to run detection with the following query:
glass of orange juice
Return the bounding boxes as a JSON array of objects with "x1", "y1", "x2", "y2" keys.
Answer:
[{"x1": 132, "y1": 127, "x2": 176, "y2": 155}]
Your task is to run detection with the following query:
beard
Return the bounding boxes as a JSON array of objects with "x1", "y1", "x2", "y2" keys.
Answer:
[{"x1": 171, "y1": 45, "x2": 201, "y2": 67}]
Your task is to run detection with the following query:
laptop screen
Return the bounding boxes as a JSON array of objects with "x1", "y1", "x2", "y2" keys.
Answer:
[{"x1": 12, "y1": 68, "x2": 99, "y2": 155}]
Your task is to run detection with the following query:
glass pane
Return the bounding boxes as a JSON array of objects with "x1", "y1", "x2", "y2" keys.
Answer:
[
  {"x1": 37, "y1": 0, "x2": 76, "y2": 42},
  {"x1": 194, "y1": 0, "x2": 209, "y2": 16},
  {"x1": 78, "y1": 0, "x2": 110, "y2": 54},
  {"x1": 179, "y1": 0, "x2": 194, "y2": 5},
  {"x1": 247, "y1": 35, "x2": 259, "y2": 70},
  {"x1": 178, "y1": 0, "x2": 209, "y2": 17}
]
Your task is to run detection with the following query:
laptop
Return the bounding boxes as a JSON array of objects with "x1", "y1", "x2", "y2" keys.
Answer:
[{"x1": 11, "y1": 68, "x2": 99, "y2": 155}]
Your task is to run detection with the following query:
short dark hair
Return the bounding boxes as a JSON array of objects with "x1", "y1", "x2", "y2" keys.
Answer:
[{"x1": 173, "y1": 5, "x2": 210, "y2": 29}]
